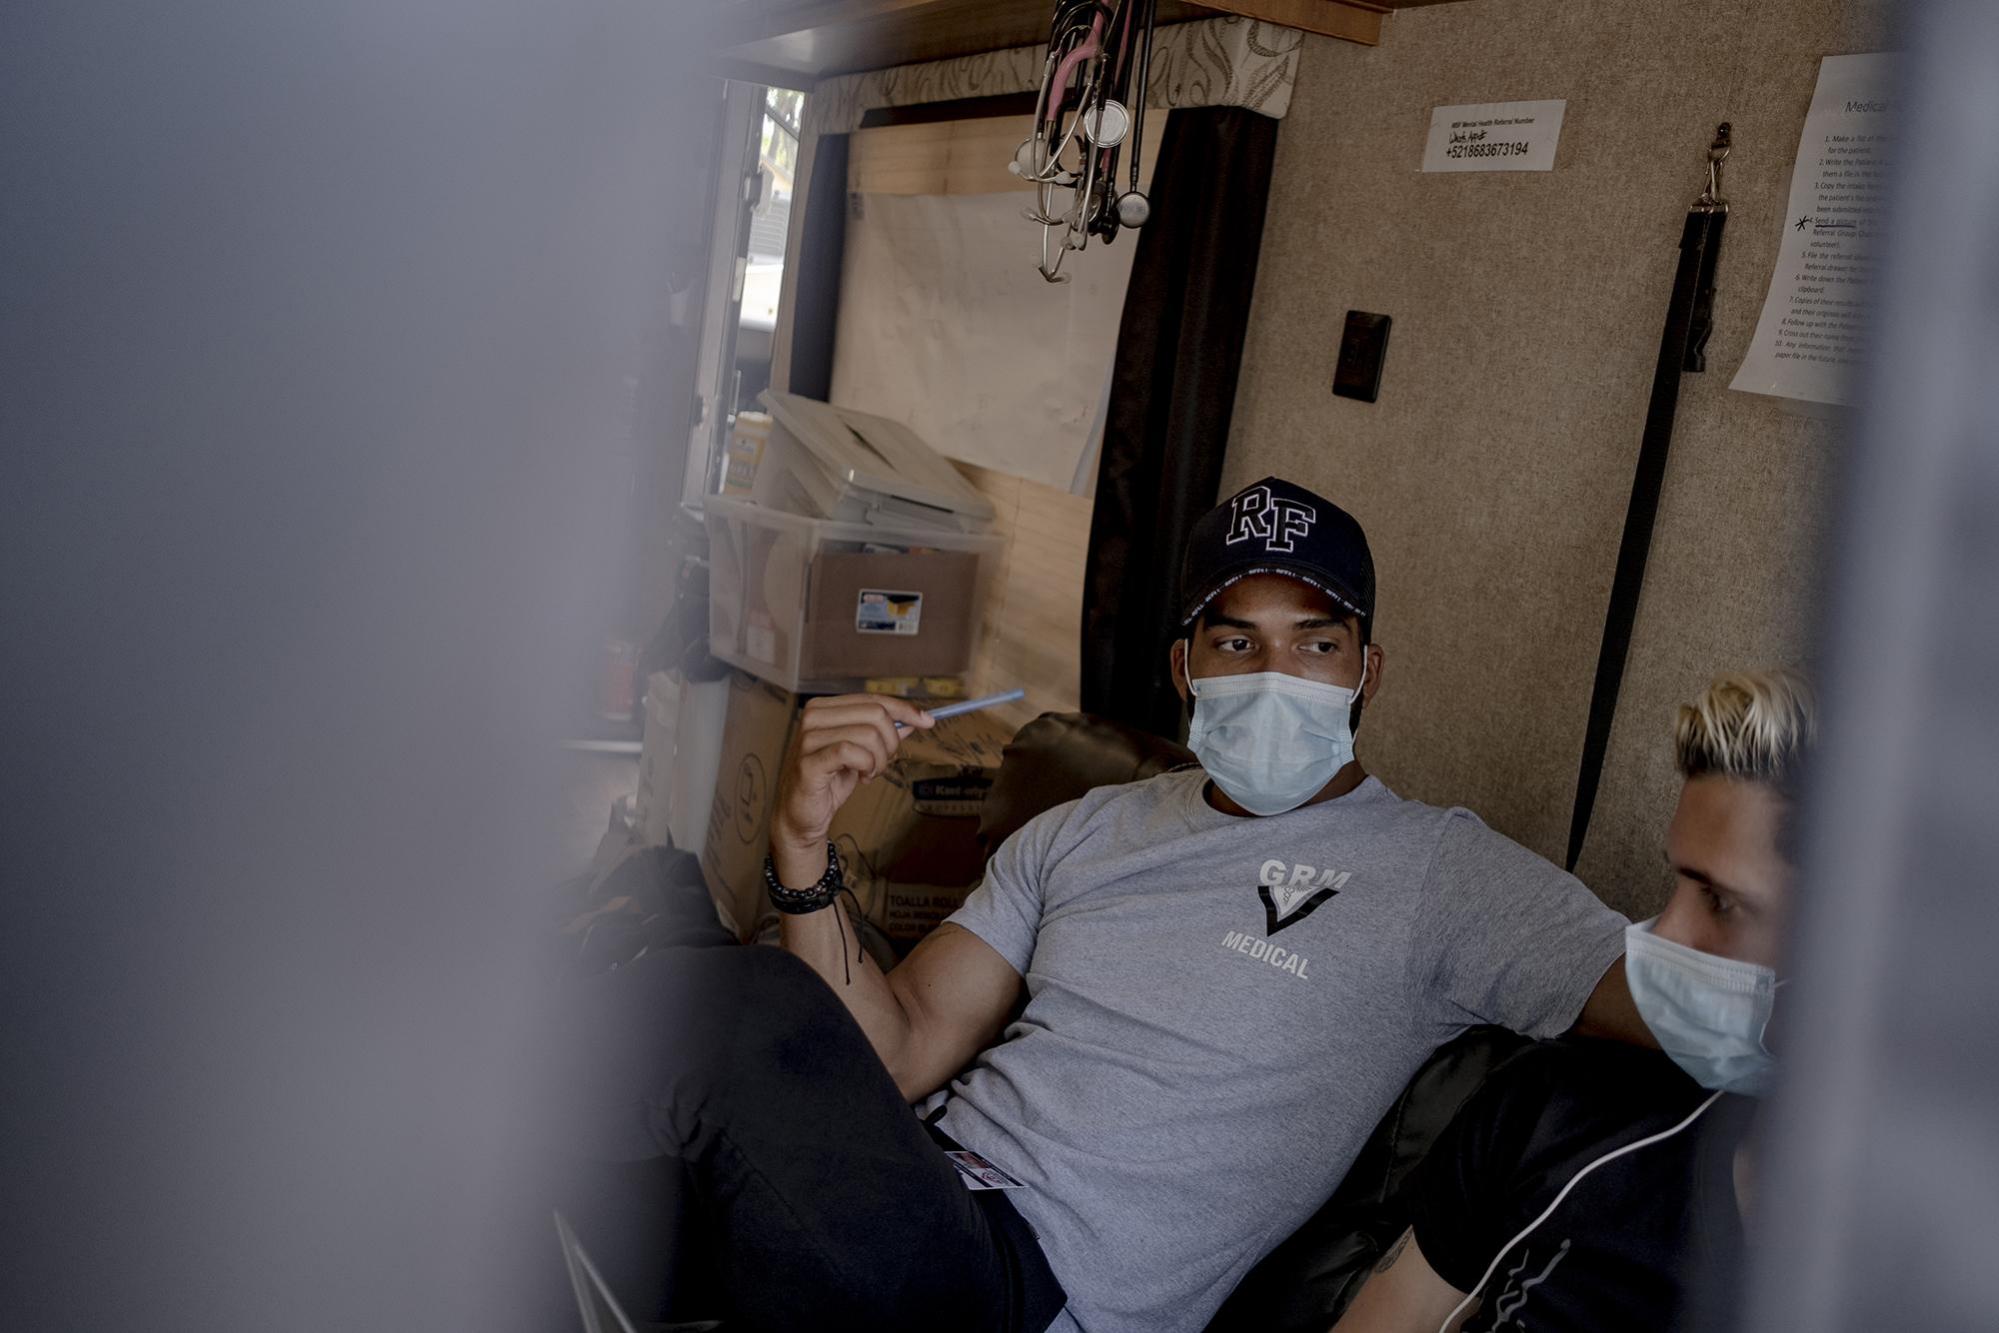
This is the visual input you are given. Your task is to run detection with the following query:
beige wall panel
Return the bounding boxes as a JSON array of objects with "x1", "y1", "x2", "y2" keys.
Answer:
[{"x1": 1226, "y1": 0, "x2": 1892, "y2": 915}]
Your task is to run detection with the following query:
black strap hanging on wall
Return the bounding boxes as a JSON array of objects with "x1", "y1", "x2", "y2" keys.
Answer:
[{"x1": 1566, "y1": 124, "x2": 1733, "y2": 872}]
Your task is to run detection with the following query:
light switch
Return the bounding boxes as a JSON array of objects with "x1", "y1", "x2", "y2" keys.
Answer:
[{"x1": 1333, "y1": 310, "x2": 1391, "y2": 403}]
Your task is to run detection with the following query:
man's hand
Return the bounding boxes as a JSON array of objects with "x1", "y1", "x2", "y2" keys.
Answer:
[{"x1": 770, "y1": 694, "x2": 934, "y2": 887}]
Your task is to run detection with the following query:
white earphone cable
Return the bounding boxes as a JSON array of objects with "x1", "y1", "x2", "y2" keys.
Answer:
[{"x1": 1434, "y1": 1088, "x2": 1725, "y2": 1333}]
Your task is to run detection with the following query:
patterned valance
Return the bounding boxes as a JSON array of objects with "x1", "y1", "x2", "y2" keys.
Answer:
[{"x1": 803, "y1": 15, "x2": 1303, "y2": 137}]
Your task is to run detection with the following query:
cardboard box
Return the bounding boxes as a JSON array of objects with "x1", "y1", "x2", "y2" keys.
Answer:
[
  {"x1": 802, "y1": 548, "x2": 982, "y2": 681},
  {"x1": 668, "y1": 674, "x2": 730, "y2": 856},
  {"x1": 704, "y1": 495, "x2": 1001, "y2": 693},
  {"x1": 831, "y1": 710, "x2": 1015, "y2": 950},
  {"x1": 699, "y1": 672, "x2": 802, "y2": 938},
  {"x1": 636, "y1": 670, "x2": 728, "y2": 855}
]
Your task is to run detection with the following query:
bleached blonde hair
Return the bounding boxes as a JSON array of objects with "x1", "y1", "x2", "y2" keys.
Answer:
[{"x1": 1674, "y1": 669, "x2": 1817, "y2": 798}]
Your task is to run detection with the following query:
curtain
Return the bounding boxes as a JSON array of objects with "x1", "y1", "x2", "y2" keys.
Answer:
[
  {"x1": 785, "y1": 133, "x2": 849, "y2": 401},
  {"x1": 1081, "y1": 106, "x2": 1280, "y2": 737}
]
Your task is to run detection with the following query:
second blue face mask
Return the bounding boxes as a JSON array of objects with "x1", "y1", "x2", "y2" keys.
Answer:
[
  {"x1": 1624, "y1": 918, "x2": 1781, "y2": 1096},
  {"x1": 1186, "y1": 661, "x2": 1367, "y2": 816}
]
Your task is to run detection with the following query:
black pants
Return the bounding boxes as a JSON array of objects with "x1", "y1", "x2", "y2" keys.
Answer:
[{"x1": 533, "y1": 942, "x2": 1067, "y2": 1333}]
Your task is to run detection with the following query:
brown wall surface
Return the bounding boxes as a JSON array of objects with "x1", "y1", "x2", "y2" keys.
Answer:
[{"x1": 1225, "y1": 0, "x2": 1895, "y2": 917}]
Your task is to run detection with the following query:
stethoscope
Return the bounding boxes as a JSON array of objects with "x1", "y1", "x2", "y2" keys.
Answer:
[{"x1": 1010, "y1": 0, "x2": 1158, "y2": 282}]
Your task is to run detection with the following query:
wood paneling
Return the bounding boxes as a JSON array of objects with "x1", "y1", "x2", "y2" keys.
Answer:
[
  {"x1": 718, "y1": 0, "x2": 1216, "y2": 82},
  {"x1": 711, "y1": 0, "x2": 1472, "y2": 83},
  {"x1": 1189, "y1": 0, "x2": 1383, "y2": 44},
  {"x1": 955, "y1": 462, "x2": 1093, "y2": 731},
  {"x1": 848, "y1": 114, "x2": 1168, "y2": 197},
  {"x1": 849, "y1": 116, "x2": 1039, "y2": 196}
]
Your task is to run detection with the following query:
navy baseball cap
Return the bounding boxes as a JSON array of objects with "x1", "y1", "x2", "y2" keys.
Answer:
[{"x1": 1178, "y1": 477, "x2": 1375, "y2": 627}]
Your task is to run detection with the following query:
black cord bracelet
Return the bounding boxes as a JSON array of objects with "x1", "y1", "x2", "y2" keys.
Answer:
[
  {"x1": 765, "y1": 842, "x2": 869, "y2": 985},
  {"x1": 764, "y1": 841, "x2": 846, "y2": 915}
]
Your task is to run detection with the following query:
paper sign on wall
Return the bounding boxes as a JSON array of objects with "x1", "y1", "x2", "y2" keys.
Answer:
[
  {"x1": 1730, "y1": 53, "x2": 1896, "y2": 408},
  {"x1": 1422, "y1": 99, "x2": 1567, "y2": 173}
]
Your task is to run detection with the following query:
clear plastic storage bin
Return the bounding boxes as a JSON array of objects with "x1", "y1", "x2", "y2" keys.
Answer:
[
  {"x1": 704, "y1": 494, "x2": 1004, "y2": 694},
  {"x1": 752, "y1": 391, "x2": 996, "y2": 534}
]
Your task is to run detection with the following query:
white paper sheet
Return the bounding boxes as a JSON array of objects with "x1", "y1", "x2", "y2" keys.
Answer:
[
  {"x1": 829, "y1": 190, "x2": 1138, "y2": 492},
  {"x1": 1730, "y1": 54, "x2": 1897, "y2": 407}
]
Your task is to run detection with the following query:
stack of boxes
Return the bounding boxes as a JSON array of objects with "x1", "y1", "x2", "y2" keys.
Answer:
[{"x1": 659, "y1": 393, "x2": 1014, "y2": 949}]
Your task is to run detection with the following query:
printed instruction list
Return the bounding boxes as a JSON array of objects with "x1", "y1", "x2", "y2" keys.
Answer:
[{"x1": 1731, "y1": 54, "x2": 1896, "y2": 406}]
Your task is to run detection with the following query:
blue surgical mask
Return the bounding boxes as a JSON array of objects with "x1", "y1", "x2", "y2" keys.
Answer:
[
  {"x1": 1625, "y1": 918, "x2": 1782, "y2": 1096},
  {"x1": 1185, "y1": 659, "x2": 1367, "y2": 816}
]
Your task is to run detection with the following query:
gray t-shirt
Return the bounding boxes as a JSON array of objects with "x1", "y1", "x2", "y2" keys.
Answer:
[{"x1": 929, "y1": 770, "x2": 1628, "y2": 1333}]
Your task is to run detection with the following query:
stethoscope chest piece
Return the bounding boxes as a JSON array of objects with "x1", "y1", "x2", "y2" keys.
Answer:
[{"x1": 1082, "y1": 100, "x2": 1131, "y2": 147}]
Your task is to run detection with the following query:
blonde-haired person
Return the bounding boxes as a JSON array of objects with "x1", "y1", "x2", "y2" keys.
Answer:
[{"x1": 1331, "y1": 669, "x2": 1815, "y2": 1333}]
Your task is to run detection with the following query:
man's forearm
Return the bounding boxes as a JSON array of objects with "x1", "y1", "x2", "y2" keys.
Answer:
[
  {"x1": 773, "y1": 834, "x2": 920, "y2": 1082},
  {"x1": 777, "y1": 902, "x2": 918, "y2": 1076},
  {"x1": 763, "y1": 693, "x2": 1008, "y2": 1103}
]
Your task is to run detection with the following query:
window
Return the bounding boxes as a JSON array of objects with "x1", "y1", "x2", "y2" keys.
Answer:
[{"x1": 736, "y1": 88, "x2": 804, "y2": 410}]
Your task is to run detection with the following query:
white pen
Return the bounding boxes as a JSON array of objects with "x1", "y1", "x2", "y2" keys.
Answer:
[{"x1": 895, "y1": 688, "x2": 1026, "y2": 730}]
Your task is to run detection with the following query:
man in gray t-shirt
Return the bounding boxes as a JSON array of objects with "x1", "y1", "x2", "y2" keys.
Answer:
[
  {"x1": 587, "y1": 476, "x2": 1647, "y2": 1333},
  {"x1": 930, "y1": 771, "x2": 1623, "y2": 1333}
]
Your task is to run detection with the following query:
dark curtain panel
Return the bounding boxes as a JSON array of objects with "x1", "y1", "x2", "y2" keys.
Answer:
[
  {"x1": 1081, "y1": 106, "x2": 1280, "y2": 737},
  {"x1": 858, "y1": 92, "x2": 1038, "y2": 129},
  {"x1": 785, "y1": 133, "x2": 849, "y2": 400}
]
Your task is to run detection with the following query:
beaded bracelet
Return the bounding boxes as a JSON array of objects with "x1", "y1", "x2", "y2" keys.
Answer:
[{"x1": 764, "y1": 841, "x2": 846, "y2": 915}]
